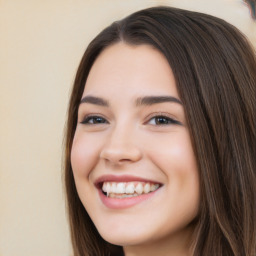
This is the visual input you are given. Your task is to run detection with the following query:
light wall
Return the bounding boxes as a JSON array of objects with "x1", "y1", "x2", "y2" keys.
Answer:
[{"x1": 0, "y1": 1, "x2": 255, "y2": 255}]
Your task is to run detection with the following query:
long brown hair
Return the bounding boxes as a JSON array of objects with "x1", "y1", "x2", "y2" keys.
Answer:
[{"x1": 64, "y1": 6, "x2": 256, "y2": 256}]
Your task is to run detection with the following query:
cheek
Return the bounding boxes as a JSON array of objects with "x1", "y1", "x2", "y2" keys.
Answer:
[
  {"x1": 70, "y1": 133, "x2": 100, "y2": 177},
  {"x1": 145, "y1": 130, "x2": 200, "y2": 207},
  {"x1": 70, "y1": 133, "x2": 103, "y2": 211},
  {"x1": 146, "y1": 131, "x2": 197, "y2": 174}
]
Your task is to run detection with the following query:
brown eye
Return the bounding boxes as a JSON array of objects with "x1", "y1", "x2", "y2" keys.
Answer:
[
  {"x1": 81, "y1": 116, "x2": 108, "y2": 125},
  {"x1": 148, "y1": 116, "x2": 181, "y2": 125}
]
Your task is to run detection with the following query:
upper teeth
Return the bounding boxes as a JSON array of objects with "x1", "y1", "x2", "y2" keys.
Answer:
[{"x1": 102, "y1": 181, "x2": 160, "y2": 195}]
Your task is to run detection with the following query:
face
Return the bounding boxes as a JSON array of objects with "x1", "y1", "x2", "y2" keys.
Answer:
[{"x1": 71, "y1": 43, "x2": 200, "y2": 254}]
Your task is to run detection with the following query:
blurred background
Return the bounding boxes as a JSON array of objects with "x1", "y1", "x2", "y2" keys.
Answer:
[{"x1": 0, "y1": 0, "x2": 255, "y2": 255}]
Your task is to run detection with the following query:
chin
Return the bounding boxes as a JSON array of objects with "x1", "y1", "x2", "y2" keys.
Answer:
[
  {"x1": 102, "y1": 235, "x2": 150, "y2": 247},
  {"x1": 97, "y1": 225, "x2": 153, "y2": 247}
]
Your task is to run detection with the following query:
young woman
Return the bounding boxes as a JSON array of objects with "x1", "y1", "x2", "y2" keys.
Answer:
[{"x1": 64, "y1": 6, "x2": 256, "y2": 256}]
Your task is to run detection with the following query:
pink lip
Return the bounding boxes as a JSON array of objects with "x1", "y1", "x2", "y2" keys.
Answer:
[
  {"x1": 94, "y1": 175, "x2": 162, "y2": 209},
  {"x1": 98, "y1": 189, "x2": 160, "y2": 209},
  {"x1": 94, "y1": 174, "x2": 161, "y2": 186}
]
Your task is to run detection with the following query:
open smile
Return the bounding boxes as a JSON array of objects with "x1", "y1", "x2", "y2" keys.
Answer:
[
  {"x1": 102, "y1": 181, "x2": 160, "y2": 198},
  {"x1": 95, "y1": 175, "x2": 162, "y2": 209}
]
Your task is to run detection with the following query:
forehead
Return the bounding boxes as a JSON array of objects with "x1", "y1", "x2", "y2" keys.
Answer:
[{"x1": 83, "y1": 42, "x2": 179, "y2": 99}]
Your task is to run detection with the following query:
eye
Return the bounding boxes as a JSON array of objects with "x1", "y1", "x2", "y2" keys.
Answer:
[
  {"x1": 80, "y1": 115, "x2": 108, "y2": 125},
  {"x1": 147, "y1": 115, "x2": 181, "y2": 125}
]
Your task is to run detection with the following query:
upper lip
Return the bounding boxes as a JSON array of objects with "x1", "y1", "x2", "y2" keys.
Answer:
[{"x1": 94, "y1": 174, "x2": 162, "y2": 188}]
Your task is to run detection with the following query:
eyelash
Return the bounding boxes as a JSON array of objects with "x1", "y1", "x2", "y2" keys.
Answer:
[
  {"x1": 80, "y1": 115, "x2": 108, "y2": 125},
  {"x1": 146, "y1": 115, "x2": 181, "y2": 125},
  {"x1": 80, "y1": 114, "x2": 181, "y2": 126}
]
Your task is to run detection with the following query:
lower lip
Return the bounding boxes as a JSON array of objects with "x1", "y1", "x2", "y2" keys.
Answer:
[{"x1": 98, "y1": 188, "x2": 160, "y2": 209}]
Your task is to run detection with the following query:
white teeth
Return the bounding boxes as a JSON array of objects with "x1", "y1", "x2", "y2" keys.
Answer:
[
  {"x1": 135, "y1": 183, "x2": 143, "y2": 194},
  {"x1": 109, "y1": 193, "x2": 115, "y2": 198},
  {"x1": 111, "y1": 182, "x2": 117, "y2": 191},
  {"x1": 102, "y1": 182, "x2": 107, "y2": 192},
  {"x1": 116, "y1": 182, "x2": 125, "y2": 193},
  {"x1": 150, "y1": 184, "x2": 160, "y2": 191},
  {"x1": 112, "y1": 193, "x2": 139, "y2": 199},
  {"x1": 144, "y1": 183, "x2": 150, "y2": 193},
  {"x1": 125, "y1": 183, "x2": 135, "y2": 194},
  {"x1": 102, "y1": 182, "x2": 111, "y2": 192},
  {"x1": 101, "y1": 181, "x2": 160, "y2": 198}
]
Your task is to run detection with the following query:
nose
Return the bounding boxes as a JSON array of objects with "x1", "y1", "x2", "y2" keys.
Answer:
[{"x1": 100, "y1": 126, "x2": 142, "y2": 165}]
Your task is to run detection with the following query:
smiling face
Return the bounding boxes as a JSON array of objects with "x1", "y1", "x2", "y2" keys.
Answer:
[{"x1": 71, "y1": 43, "x2": 200, "y2": 255}]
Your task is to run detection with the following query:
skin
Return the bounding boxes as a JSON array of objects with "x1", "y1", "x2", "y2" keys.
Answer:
[{"x1": 71, "y1": 42, "x2": 200, "y2": 256}]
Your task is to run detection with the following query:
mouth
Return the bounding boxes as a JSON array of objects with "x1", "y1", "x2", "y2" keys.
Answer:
[
  {"x1": 95, "y1": 175, "x2": 162, "y2": 208},
  {"x1": 101, "y1": 181, "x2": 160, "y2": 198}
]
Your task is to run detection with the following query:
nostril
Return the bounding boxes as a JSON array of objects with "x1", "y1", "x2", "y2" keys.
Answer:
[{"x1": 119, "y1": 158, "x2": 133, "y2": 163}]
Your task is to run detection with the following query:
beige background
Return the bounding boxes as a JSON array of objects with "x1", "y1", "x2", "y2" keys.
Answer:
[{"x1": 0, "y1": 0, "x2": 255, "y2": 255}]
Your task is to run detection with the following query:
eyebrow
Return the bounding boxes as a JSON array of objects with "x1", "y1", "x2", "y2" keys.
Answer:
[
  {"x1": 135, "y1": 96, "x2": 183, "y2": 106},
  {"x1": 80, "y1": 96, "x2": 109, "y2": 106},
  {"x1": 79, "y1": 95, "x2": 182, "y2": 107}
]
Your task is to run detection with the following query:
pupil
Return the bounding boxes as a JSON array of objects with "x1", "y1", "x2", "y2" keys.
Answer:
[
  {"x1": 156, "y1": 117, "x2": 168, "y2": 124},
  {"x1": 95, "y1": 117, "x2": 104, "y2": 123}
]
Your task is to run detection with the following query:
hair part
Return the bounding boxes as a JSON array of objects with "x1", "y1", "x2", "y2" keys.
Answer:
[{"x1": 64, "y1": 6, "x2": 256, "y2": 256}]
